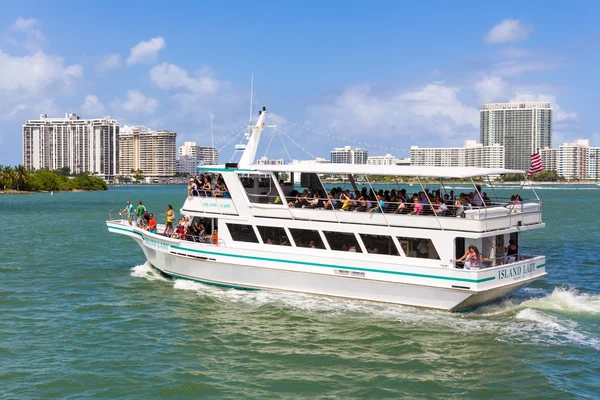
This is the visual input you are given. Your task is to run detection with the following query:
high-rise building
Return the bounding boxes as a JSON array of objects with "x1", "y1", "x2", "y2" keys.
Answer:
[
  {"x1": 119, "y1": 126, "x2": 176, "y2": 177},
  {"x1": 410, "y1": 140, "x2": 505, "y2": 168},
  {"x1": 367, "y1": 154, "x2": 398, "y2": 166},
  {"x1": 590, "y1": 147, "x2": 600, "y2": 179},
  {"x1": 330, "y1": 146, "x2": 368, "y2": 164},
  {"x1": 176, "y1": 141, "x2": 218, "y2": 175},
  {"x1": 22, "y1": 113, "x2": 119, "y2": 180},
  {"x1": 480, "y1": 102, "x2": 552, "y2": 170},
  {"x1": 541, "y1": 139, "x2": 599, "y2": 179}
]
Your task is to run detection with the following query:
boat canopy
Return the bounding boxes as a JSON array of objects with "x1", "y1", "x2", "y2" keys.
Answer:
[{"x1": 219, "y1": 163, "x2": 525, "y2": 179}]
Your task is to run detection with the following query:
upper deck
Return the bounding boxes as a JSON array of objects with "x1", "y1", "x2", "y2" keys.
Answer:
[{"x1": 182, "y1": 164, "x2": 543, "y2": 234}]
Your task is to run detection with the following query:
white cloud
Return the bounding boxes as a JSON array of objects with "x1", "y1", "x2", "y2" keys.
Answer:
[
  {"x1": 149, "y1": 62, "x2": 222, "y2": 94},
  {"x1": 510, "y1": 92, "x2": 578, "y2": 122},
  {"x1": 126, "y1": 37, "x2": 165, "y2": 65},
  {"x1": 474, "y1": 76, "x2": 508, "y2": 103},
  {"x1": 97, "y1": 53, "x2": 122, "y2": 70},
  {"x1": 80, "y1": 95, "x2": 106, "y2": 116},
  {"x1": 112, "y1": 90, "x2": 159, "y2": 114},
  {"x1": 306, "y1": 83, "x2": 479, "y2": 149},
  {"x1": 12, "y1": 17, "x2": 44, "y2": 40},
  {"x1": 485, "y1": 19, "x2": 533, "y2": 44},
  {"x1": 0, "y1": 49, "x2": 82, "y2": 92}
]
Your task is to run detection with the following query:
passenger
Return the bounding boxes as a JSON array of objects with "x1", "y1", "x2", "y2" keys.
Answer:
[
  {"x1": 457, "y1": 245, "x2": 481, "y2": 270},
  {"x1": 393, "y1": 197, "x2": 406, "y2": 214},
  {"x1": 355, "y1": 194, "x2": 368, "y2": 212},
  {"x1": 202, "y1": 176, "x2": 212, "y2": 196},
  {"x1": 206, "y1": 229, "x2": 218, "y2": 245},
  {"x1": 309, "y1": 240, "x2": 316, "y2": 249},
  {"x1": 348, "y1": 246, "x2": 357, "y2": 252},
  {"x1": 409, "y1": 197, "x2": 423, "y2": 215},
  {"x1": 188, "y1": 179, "x2": 196, "y2": 197},
  {"x1": 340, "y1": 192, "x2": 354, "y2": 211},
  {"x1": 135, "y1": 200, "x2": 146, "y2": 226},
  {"x1": 147, "y1": 213, "x2": 157, "y2": 234},
  {"x1": 505, "y1": 240, "x2": 519, "y2": 262},
  {"x1": 369, "y1": 194, "x2": 385, "y2": 213},
  {"x1": 164, "y1": 205, "x2": 175, "y2": 236},
  {"x1": 120, "y1": 200, "x2": 134, "y2": 225},
  {"x1": 472, "y1": 185, "x2": 484, "y2": 207},
  {"x1": 143, "y1": 210, "x2": 151, "y2": 227}
]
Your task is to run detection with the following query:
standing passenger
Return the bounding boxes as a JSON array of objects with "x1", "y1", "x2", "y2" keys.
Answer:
[
  {"x1": 135, "y1": 201, "x2": 146, "y2": 226},
  {"x1": 164, "y1": 205, "x2": 175, "y2": 236}
]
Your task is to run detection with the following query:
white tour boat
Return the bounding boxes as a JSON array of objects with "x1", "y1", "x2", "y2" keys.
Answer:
[{"x1": 107, "y1": 107, "x2": 547, "y2": 311}]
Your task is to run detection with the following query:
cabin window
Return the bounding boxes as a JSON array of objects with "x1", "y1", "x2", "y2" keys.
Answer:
[
  {"x1": 227, "y1": 223, "x2": 259, "y2": 243},
  {"x1": 323, "y1": 231, "x2": 363, "y2": 253},
  {"x1": 256, "y1": 225, "x2": 291, "y2": 246},
  {"x1": 238, "y1": 173, "x2": 282, "y2": 204},
  {"x1": 190, "y1": 217, "x2": 216, "y2": 236},
  {"x1": 289, "y1": 228, "x2": 325, "y2": 249},
  {"x1": 397, "y1": 237, "x2": 440, "y2": 259},
  {"x1": 359, "y1": 234, "x2": 399, "y2": 256}
]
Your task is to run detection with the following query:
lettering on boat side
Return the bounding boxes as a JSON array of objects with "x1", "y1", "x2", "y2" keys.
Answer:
[
  {"x1": 334, "y1": 269, "x2": 365, "y2": 278},
  {"x1": 202, "y1": 201, "x2": 231, "y2": 209},
  {"x1": 498, "y1": 262, "x2": 536, "y2": 280},
  {"x1": 142, "y1": 236, "x2": 169, "y2": 251}
]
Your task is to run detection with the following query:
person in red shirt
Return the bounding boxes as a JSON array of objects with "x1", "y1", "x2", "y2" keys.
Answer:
[{"x1": 147, "y1": 213, "x2": 157, "y2": 234}]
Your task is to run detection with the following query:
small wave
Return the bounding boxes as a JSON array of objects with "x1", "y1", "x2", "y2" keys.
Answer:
[
  {"x1": 130, "y1": 262, "x2": 169, "y2": 282},
  {"x1": 521, "y1": 287, "x2": 600, "y2": 314}
]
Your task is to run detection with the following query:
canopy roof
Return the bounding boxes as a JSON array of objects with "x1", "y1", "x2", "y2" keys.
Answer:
[{"x1": 244, "y1": 163, "x2": 524, "y2": 178}]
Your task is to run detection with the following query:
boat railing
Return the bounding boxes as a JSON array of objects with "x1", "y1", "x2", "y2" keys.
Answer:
[{"x1": 283, "y1": 195, "x2": 541, "y2": 218}]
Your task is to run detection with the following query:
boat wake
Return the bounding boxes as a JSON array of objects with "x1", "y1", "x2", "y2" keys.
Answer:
[
  {"x1": 129, "y1": 264, "x2": 600, "y2": 350},
  {"x1": 130, "y1": 261, "x2": 170, "y2": 282}
]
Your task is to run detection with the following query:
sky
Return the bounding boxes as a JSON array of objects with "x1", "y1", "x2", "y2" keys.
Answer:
[{"x1": 1, "y1": 0, "x2": 599, "y2": 165}]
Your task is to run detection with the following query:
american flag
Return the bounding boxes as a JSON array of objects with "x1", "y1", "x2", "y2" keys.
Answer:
[{"x1": 528, "y1": 151, "x2": 543, "y2": 176}]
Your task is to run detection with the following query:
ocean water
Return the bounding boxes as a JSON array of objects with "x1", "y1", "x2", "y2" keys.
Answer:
[{"x1": 1, "y1": 185, "x2": 599, "y2": 399}]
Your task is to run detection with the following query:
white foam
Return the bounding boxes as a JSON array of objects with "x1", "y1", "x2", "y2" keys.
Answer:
[
  {"x1": 521, "y1": 287, "x2": 600, "y2": 314},
  {"x1": 130, "y1": 261, "x2": 169, "y2": 282}
]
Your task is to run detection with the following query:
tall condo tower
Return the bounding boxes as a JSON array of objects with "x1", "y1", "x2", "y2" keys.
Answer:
[
  {"x1": 22, "y1": 113, "x2": 119, "y2": 180},
  {"x1": 480, "y1": 102, "x2": 552, "y2": 170},
  {"x1": 119, "y1": 126, "x2": 176, "y2": 177}
]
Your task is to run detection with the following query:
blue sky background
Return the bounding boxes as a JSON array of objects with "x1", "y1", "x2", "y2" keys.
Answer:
[{"x1": 1, "y1": 0, "x2": 599, "y2": 165}]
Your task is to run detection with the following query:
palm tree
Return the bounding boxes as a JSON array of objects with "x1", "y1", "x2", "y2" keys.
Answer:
[
  {"x1": 1, "y1": 166, "x2": 15, "y2": 190},
  {"x1": 15, "y1": 165, "x2": 29, "y2": 191}
]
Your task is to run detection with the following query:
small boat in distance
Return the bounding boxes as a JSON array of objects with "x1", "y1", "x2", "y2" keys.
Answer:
[{"x1": 107, "y1": 107, "x2": 547, "y2": 311}]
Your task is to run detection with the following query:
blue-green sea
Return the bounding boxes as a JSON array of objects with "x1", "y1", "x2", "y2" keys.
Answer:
[{"x1": 1, "y1": 185, "x2": 599, "y2": 399}]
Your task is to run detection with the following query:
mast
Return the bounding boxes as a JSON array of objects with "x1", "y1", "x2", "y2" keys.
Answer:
[{"x1": 238, "y1": 107, "x2": 267, "y2": 167}]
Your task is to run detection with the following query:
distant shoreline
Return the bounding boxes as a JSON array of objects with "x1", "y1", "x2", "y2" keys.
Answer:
[{"x1": 0, "y1": 189, "x2": 92, "y2": 195}]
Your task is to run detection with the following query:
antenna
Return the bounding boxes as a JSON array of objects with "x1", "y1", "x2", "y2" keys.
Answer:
[
  {"x1": 210, "y1": 113, "x2": 215, "y2": 164},
  {"x1": 249, "y1": 73, "x2": 254, "y2": 124}
]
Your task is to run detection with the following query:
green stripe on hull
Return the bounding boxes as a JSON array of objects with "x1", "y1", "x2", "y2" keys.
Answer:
[{"x1": 536, "y1": 264, "x2": 546, "y2": 269}]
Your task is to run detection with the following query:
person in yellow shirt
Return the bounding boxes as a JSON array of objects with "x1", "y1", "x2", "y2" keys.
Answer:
[{"x1": 164, "y1": 204, "x2": 175, "y2": 236}]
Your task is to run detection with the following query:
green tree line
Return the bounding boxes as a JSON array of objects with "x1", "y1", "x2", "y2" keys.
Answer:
[{"x1": 0, "y1": 165, "x2": 108, "y2": 191}]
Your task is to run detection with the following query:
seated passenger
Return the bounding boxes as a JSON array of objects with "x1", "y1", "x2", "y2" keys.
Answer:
[
  {"x1": 409, "y1": 197, "x2": 423, "y2": 215},
  {"x1": 147, "y1": 213, "x2": 157, "y2": 234},
  {"x1": 369, "y1": 194, "x2": 385, "y2": 213},
  {"x1": 340, "y1": 192, "x2": 354, "y2": 211},
  {"x1": 457, "y1": 245, "x2": 481, "y2": 270},
  {"x1": 505, "y1": 239, "x2": 519, "y2": 262}
]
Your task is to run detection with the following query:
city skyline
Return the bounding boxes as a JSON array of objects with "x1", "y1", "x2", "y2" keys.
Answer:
[{"x1": 1, "y1": 1, "x2": 599, "y2": 166}]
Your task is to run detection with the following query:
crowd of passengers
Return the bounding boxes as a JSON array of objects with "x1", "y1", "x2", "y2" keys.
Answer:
[
  {"x1": 187, "y1": 174, "x2": 229, "y2": 198},
  {"x1": 283, "y1": 186, "x2": 524, "y2": 217},
  {"x1": 125, "y1": 200, "x2": 218, "y2": 243}
]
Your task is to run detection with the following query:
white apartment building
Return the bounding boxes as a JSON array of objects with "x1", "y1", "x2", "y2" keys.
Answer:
[
  {"x1": 367, "y1": 154, "x2": 397, "y2": 166},
  {"x1": 257, "y1": 156, "x2": 285, "y2": 166},
  {"x1": 330, "y1": 146, "x2": 368, "y2": 164},
  {"x1": 480, "y1": 102, "x2": 552, "y2": 170},
  {"x1": 590, "y1": 147, "x2": 600, "y2": 179},
  {"x1": 119, "y1": 126, "x2": 176, "y2": 177},
  {"x1": 410, "y1": 140, "x2": 505, "y2": 168},
  {"x1": 541, "y1": 139, "x2": 600, "y2": 179},
  {"x1": 22, "y1": 113, "x2": 119, "y2": 180},
  {"x1": 177, "y1": 141, "x2": 218, "y2": 175}
]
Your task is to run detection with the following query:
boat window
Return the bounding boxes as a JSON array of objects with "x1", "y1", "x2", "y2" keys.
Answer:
[
  {"x1": 289, "y1": 228, "x2": 326, "y2": 249},
  {"x1": 397, "y1": 237, "x2": 440, "y2": 259},
  {"x1": 227, "y1": 223, "x2": 259, "y2": 243},
  {"x1": 359, "y1": 234, "x2": 400, "y2": 256},
  {"x1": 238, "y1": 173, "x2": 282, "y2": 204},
  {"x1": 256, "y1": 225, "x2": 291, "y2": 246},
  {"x1": 323, "y1": 231, "x2": 363, "y2": 253}
]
